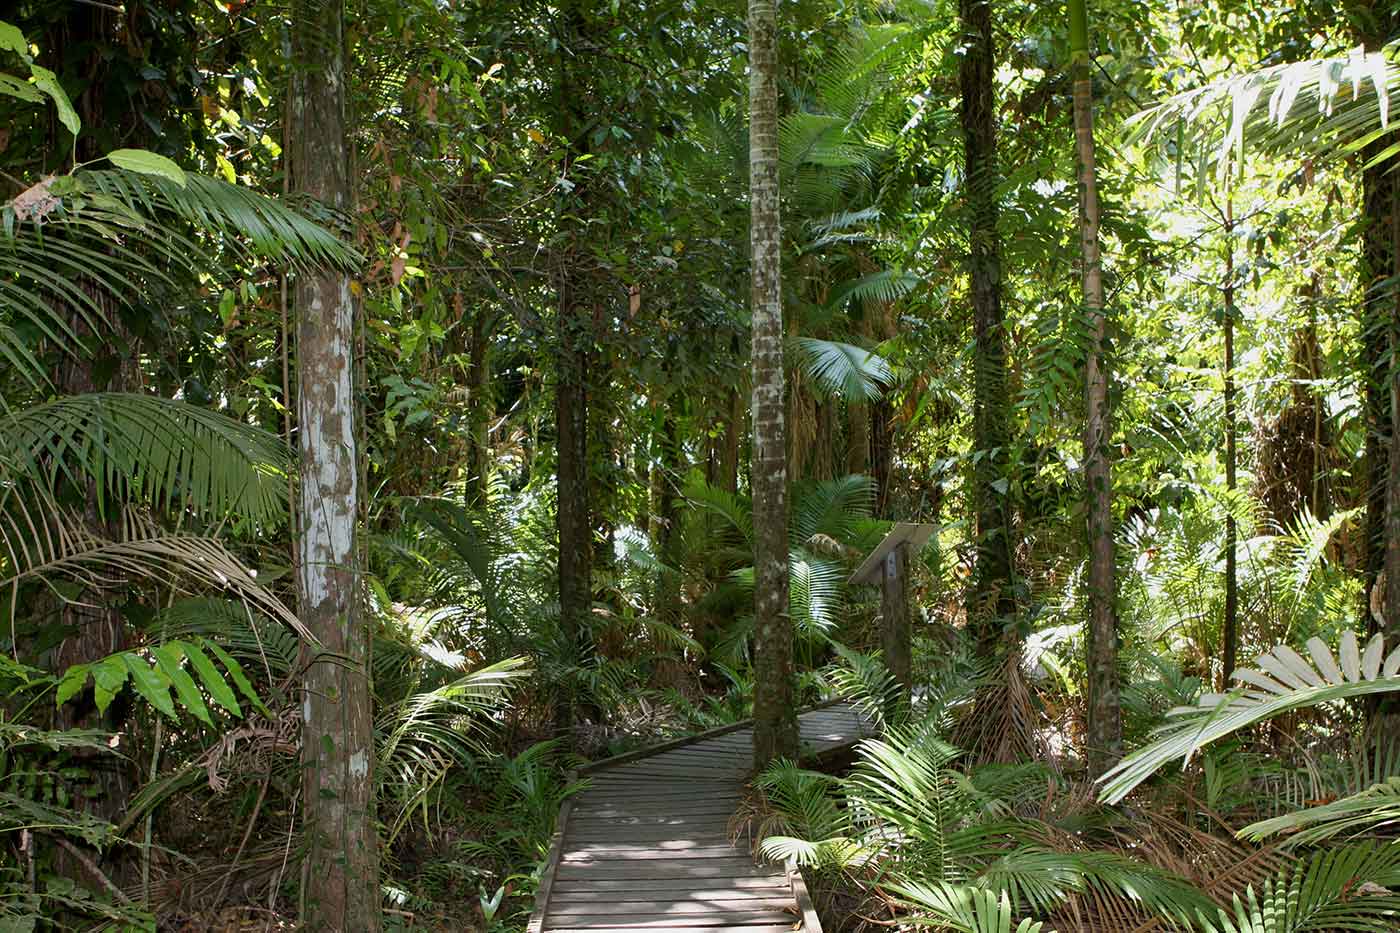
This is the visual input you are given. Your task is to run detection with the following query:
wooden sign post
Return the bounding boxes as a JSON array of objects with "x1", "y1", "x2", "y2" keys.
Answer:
[{"x1": 849, "y1": 523, "x2": 936, "y2": 705}]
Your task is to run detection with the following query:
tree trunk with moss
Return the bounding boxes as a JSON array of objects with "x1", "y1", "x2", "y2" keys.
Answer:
[
  {"x1": 290, "y1": 0, "x2": 380, "y2": 926},
  {"x1": 958, "y1": 0, "x2": 1015, "y2": 639},
  {"x1": 748, "y1": 0, "x2": 798, "y2": 768}
]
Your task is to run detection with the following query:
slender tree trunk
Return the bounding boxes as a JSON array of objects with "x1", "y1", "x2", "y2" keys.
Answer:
[
  {"x1": 721, "y1": 384, "x2": 743, "y2": 493},
  {"x1": 1382, "y1": 138, "x2": 1400, "y2": 733},
  {"x1": 748, "y1": 0, "x2": 798, "y2": 767},
  {"x1": 1222, "y1": 195, "x2": 1239, "y2": 685},
  {"x1": 555, "y1": 273, "x2": 592, "y2": 738},
  {"x1": 290, "y1": 0, "x2": 379, "y2": 926},
  {"x1": 1070, "y1": 0, "x2": 1121, "y2": 777},
  {"x1": 465, "y1": 309, "x2": 492, "y2": 507},
  {"x1": 1355, "y1": 15, "x2": 1394, "y2": 647},
  {"x1": 958, "y1": 0, "x2": 1015, "y2": 637}
]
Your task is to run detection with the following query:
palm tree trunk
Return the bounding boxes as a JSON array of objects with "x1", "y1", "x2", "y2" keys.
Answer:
[
  {"x1": 748, "y1": 0, "x2": 798, "y2": 768},
  {"x1": 1070, "y1": 0, "x2": 1122, "y2": 777},
  {"x1": 1222, "y1": 194, "x2": 1239, "y2": 686},
  {"x1": 290, "y1": 0, "x2": 380, "y2": 926},
  {"x1": 958, "y1": 0, "x2": 1015, "y2": 638}
]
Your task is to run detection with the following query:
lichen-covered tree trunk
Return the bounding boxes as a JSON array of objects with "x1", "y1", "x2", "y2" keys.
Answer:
[
  {"x1": 958, "y1": 0, "x2": 1015, "y2": 638},
  {"x1": 1070, "y1": 0, "x2": 1122, "y2": 777},
  {"x1": 290, "y1": 0, "x2": 380, "y2": 926},
  {"x1": 748, "y1": 0, "x2": 798, "y2": 768}
]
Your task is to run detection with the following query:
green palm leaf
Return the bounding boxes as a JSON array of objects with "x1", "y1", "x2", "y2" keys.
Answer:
[
  {"x1": 1239, "y1": 778, "x2": 1400, "y2": 846},
  {"x1": 1098, "y1": 631, "x2": 1400, "y2": 804},
  {"x1": 893, "y1": 881, "x2": 1052, "y2": 933},
  {"x1": 0, "y1": 498, "x2": 304, "y2": 639},
  {"x1": 791, "y1": 337, "x2": 894, "y2": 401},
  {"x1": 1127, "y1": 45, "x2": 1400, "y2": 181},
  {"x1": 2, "y1": 393, "x2": 291, "y2": 527},
  {"x1": 1198, "y1": 843, "x2": 1400, "y2": 933}
]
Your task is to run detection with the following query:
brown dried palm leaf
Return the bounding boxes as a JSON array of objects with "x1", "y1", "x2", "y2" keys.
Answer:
[{"x1": 0, "y1": 491, "x2": 306, "y2": 640}]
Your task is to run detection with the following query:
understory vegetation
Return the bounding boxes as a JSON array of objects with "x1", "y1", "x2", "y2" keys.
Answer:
[{"x1": 4, "y1": 0, "x2": 1400, "y2": 930}]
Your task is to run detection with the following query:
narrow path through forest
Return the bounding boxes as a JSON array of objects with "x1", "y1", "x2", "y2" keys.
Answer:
[{"x1": 528, "y1": 702, "x2": 876, "y2": 933}]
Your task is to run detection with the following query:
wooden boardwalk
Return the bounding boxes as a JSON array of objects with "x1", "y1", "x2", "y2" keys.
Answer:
[{"x1": 528, "y1": 702, "x2": 875, "y2": 933}]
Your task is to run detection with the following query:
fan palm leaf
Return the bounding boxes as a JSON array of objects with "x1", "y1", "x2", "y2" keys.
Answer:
[
  {"x1": 1099, "y1": 631, "x2": 1400, "y2": 804},
  {"x1": 791, "y1": 337, "x2": 894, "y2": 401}
]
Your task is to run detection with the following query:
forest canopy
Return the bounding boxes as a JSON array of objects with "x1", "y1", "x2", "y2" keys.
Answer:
[{"x1": 3, "y1": 0, "x2": 1400, "y2": 930}]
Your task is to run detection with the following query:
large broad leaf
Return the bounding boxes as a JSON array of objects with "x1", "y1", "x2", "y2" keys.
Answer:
[
  {"x1": 106, "y1": 149, "x2": 187, "y2": 187},
  {"x1": 1098, "y1": 631, "x2": 1400, "y2": 804}
]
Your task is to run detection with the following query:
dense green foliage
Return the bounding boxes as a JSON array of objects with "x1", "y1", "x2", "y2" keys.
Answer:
[{"x1": 3, "y1": 0, "x2": 1400, "y2": 929}]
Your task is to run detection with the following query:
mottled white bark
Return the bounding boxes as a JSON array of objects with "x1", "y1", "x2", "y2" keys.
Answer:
[
  {"x1": 748, "y1": 0, "x2": 798, "y2": 767},
  {"x1": 291, "y1": 0, "x2": 380, "y2": 926}
]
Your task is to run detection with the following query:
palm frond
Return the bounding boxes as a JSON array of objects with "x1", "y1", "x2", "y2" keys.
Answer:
[
  {"x1": 1239, "y1": 777, "x2": 1400, "y2": 846},
  {"x1": 1099, "y1": 631, "x2": 1400, "y2": 804},
  {"x1": 893, "y1": 881, "x2": 1052, "y2": 933},
  {"x1": 0, "y1": 497, "x2": 304, "y2": 639},
  {"x1": 2, "y1": 393, "x2": 291, "y2": 527},
  {"x1": 791, "y1": 337, "x2": 893, "y2": 401},
  {"x1": 1198, "y1": 843, "x2": 1400, "y2": 933},
  {"x1": 1126, "y1": 45, "x2": 1400, "y2": 182},
  {"x1": 80, "y1": 169, "x2": 360, "y2": 273}
]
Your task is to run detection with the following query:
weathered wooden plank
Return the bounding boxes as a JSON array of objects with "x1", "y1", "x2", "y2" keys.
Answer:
[
  {"x1": 549, "y1": 877, "x2": 788, "y2": 895},
  {"x1": 566, "y1": 827, "x2": 732, "y2": 844},
  {"x1": 553, "y1": 859, "x2": 772, "y2": 880},
  {"x1": 549, "y1": 887, "x2": 790, "y2": 903},
  {"x1": 568, "y1": 806, "x2": 737, "y2": 821},
  {"x1": 548, "y1": 898, "x2": 794, "y2": 916},
  {"x1": 787, "y1": 859, "x2": 822, "y2": 933},
  {"x1": 545, "y1": 911, "x2": 794, "y2": 929},
  {"x1": 547, "y1": 926, "x2": 795, "y2": 933},
  {"x1": 562, "y1": 845, "x2": 749, "y2": 861}
]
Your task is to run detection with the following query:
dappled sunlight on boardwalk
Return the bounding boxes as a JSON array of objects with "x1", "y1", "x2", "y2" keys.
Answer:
[{"x1": 529, "y1": 703, "x2": 875, "y2": 932}]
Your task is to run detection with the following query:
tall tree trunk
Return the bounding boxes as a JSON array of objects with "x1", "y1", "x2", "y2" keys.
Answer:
[
  {"x1": 465, "y1": 308, "x2": 492, "y2": 507},
  {"x1": 1070, "y1": 0, "x2": 1122, "y2": 777},
  {"x1": 1354, "y1": 12, "x2": 1394, "y2": 645},
  {"x1": 958, "y1": 0, "x2": 1015, "y2": 637},
  {"x1": 1222, "y1": 195, "x2": 1239, "y2": 686},
  {"x1": 290, "y1": 2, "x2": 379, "y2": 928},
  {"x1": 551, "y1": 0, "x2": 602, "y2": 740},
  {"x1": 555, "y1": 277, "x2": 592, "y2": 738},
  {"x1": 1382, "y1": 129, "x2": 1400, "y2": 734},
  {"x1": 748, "y1": 0, "x2": 798, "y2": 767}
]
